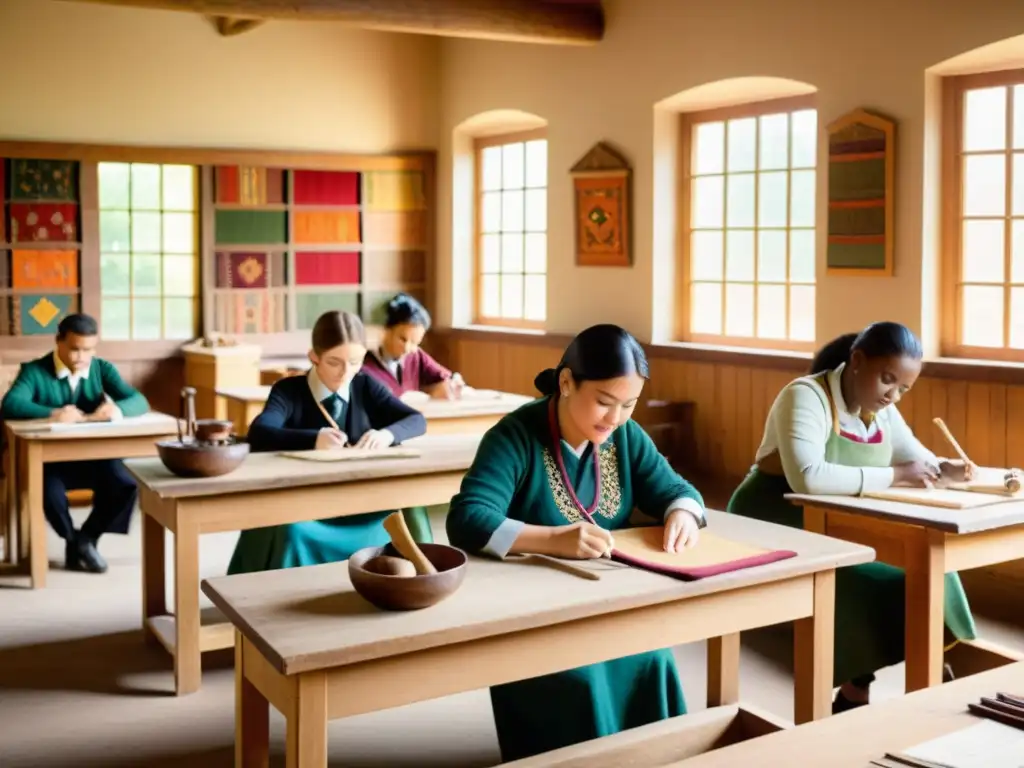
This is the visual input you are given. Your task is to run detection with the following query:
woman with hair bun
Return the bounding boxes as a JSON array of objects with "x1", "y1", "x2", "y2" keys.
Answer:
[
  {"x1": 445, "y1": 323, "x2": 707, "y2": 762},
  {"x1": 727, "y1": 321, "x2": 978, "y2": 713},
  {"x1": 362, "y1": 292, "x2": 466, "y2": 399}
]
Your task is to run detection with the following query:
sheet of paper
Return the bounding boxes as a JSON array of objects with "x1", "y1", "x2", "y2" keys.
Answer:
[
  {"x1": 22, "y1": 412, "x2": 178, "y2": 433},
  {"x1": 898, "y1": 719, "x2": 1024, "y2": 768},
  {"x1": 862, "y1": 486, "x2": 1020, "y2": 509},
  {"x1": 612, "y1": 526, "x2": 772, "y2": 568},
  {"x1": 278, "y1": 447, "x2": 422, "y2": 462}
]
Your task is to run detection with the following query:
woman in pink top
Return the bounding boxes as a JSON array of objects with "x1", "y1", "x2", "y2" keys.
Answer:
[{"x1": 363, "y1": 293, "x2": 465, "y2": 399}]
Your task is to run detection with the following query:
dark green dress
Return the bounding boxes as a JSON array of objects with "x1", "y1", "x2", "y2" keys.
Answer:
[
  {"x1": 446, "y1": 397, "x2": 704, "y2": 762},
  {"x1": 727, "y1": 372, "x2": 976, "y2": 686}
]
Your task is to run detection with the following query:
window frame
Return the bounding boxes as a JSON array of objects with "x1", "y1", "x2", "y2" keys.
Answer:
[
  {"x1": 676, "y1": 93, "x2": 817, "y2": 352},
  {"x1": 473, "y1": 128, "x2": 548, "y2": 330},
  {"x1": 942, "y1": 68, "x2": 1024, "y2": 362}
]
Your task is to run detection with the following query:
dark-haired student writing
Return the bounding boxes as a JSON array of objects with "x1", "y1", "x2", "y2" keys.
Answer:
[
  {"x1": 362, "y1": 292, "x2": 466, "y2": 399},
  {"x1": 0, "y1": 313, "x2": 149, "y2": 573},
  {"x1": 227, "y1": 309, "x2": 431, "y2": 574},
  {"x1": 727, "y1": 321, "x2": 977, "y2": 714},
  {"x1": 445, "y1": 323, "x2": 706, "y2": 762}
]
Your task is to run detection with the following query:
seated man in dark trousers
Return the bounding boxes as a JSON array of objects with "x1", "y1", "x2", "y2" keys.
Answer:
[{"x1": 0, "y1": 313, "x2": 150, "y2": 573}]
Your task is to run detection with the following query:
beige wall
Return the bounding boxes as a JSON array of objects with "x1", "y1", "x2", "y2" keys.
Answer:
[
  {"x1": 435, "y1": 0, "x2": 1024, "y2": 348},
  {"x1": 0, "y1": 0, "x2": 439, "y2": 153}
]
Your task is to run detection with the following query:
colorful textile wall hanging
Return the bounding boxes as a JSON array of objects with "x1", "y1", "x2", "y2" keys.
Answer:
[
  {"x1": 215, "y1": 166, "x2": 285, "y2": 205},
  {"x1": 14, "y1": 293, "x2": 76, "y2": 335},
  {"x1": 0, "y1": 298, "x2": 12, "y2": 336},
  {"x1": 362, "y1": 250, "x2": 426, "y2": 285},
  {"x1": 293, "y1": 210, "x2": 360, "y2": 244},
  {"x1": 293, "y1": 170, "x2": 359, "y2": 205},
  {"x1": 215, "y1": 251, "x2": 286, "y2": 289},
  {"x1": 569, "y1": 142, "x2": 631, "y2": 267},
  {"x1": 363, "y1": 171, "x2": 426, "y2": 211},
  {"x1": 214, "y1": 291, "x2": 287, "y2": 334},
  {"x1": 214, "y1": 210, "x2": 287, "y2": 245},
  {"x1": 9, "y1": 203, "x2": 79, "y2": 242},
  {"x1": 12, "y1": 250, "x2": 78, "y2": 290},
  {"x1": 9, "y1": 159, "x2": 77, "y2": 201},
  {"x1": 295, "y1": 252, "x2": 360, "y2": 285},
  {"x1": 296, "y1": 291, "x2": 359, "y2": 329},
  {"x1": 361, "y1": 211, "x2": 426, "y2": 249},
  {"x1": 826, "y1": 109, "x2": 895, "y2": 276}
]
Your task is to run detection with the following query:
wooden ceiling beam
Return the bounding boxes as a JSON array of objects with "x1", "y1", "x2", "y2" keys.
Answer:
[
  {"x1": 207, "y1": 15, "x2": 266, "y2": 36},
  {"x1": 60, "y1": 0, "x2": 605, "y2": 45}
]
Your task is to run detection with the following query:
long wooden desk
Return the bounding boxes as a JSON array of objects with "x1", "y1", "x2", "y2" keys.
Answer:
[
  {"x1": 3, "y1": 414, "x2": 179, "y2": 589},
  {"x1": 787, "y1": 491, "x2": 1024, "y2": 693},
  {"x1": 217, "y1": 385, "x2": 533, "y2": 438},
  {"x1": 124, "y1": 434, "x2": 482, "y2": 696},
  {"x1": 201, "y1": 510, "x2": 873, "y2": 768}
]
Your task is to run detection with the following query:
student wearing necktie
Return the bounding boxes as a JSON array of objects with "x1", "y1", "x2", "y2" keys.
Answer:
[
  {"x1": 0, "y1": 313, "x2": 150, "y2": 573},
  {"x1": 226, "y1": 310, "x2": 430, "y2": 574}
]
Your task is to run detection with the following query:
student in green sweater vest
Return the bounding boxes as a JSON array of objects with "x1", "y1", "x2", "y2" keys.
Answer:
[{"x1": 0, "y1": 313, "x2": 150, "y2": 573}]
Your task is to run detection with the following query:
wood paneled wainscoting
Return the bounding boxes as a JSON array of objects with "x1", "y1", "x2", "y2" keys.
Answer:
[{"x1": 430, "y1": 328, "x2": 1024, "y2": 623}]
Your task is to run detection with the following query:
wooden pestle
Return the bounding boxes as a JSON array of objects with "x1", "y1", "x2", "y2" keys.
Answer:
[{"x1": 382, "y1": 512, "x2": 437, "y2": 575}]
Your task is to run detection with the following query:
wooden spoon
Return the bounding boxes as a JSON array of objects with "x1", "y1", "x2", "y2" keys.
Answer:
[{"x1": 382, "y1": 512, "x2": 437, "y2": 575}]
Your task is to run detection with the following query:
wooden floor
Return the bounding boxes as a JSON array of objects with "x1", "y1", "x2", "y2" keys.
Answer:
[{"x1": 0, "y1": 503, "x2": 1022, "y2": 767}]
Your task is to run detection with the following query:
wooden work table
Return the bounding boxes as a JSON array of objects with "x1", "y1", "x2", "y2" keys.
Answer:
[
  {"x1": 124, "y1": 433, "x2": 483, "y2": 696},
  {"x1": 201, "y1": 510, "x2": 873, "y2": 767},
  {"x1": 3, "y1": 413, "x2": 180, "y2": 589},
  {"x1": 787, "y1": 490, "x2": 1024, "y2": 694}
]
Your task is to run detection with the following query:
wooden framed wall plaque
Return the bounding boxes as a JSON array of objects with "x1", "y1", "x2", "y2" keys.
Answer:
[{"x1": 570, "y1": 142, "x2": 631, "y2": 267}]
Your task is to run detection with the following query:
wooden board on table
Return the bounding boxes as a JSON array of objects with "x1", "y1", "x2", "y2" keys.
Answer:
[
  {"x1": 613, "y1": 527, "x2": 773, "y2": 568},
  {"x1": 11, "y1": 412, "x2": 178, "y2": 434},
  {"x1": 862, "y1": 487, "x2": 1023, "y2": 509},
  {"x1": 278, "y1": 447, "x2": 422, "y2": 462}
]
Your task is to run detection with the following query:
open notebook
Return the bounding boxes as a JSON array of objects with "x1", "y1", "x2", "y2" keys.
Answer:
[
  {"x1": 611, "y1": 526, "x2": 797, "y2": 581},
  {"x1": 278, "y1": 447, "x2": 422, "y2": 462}
]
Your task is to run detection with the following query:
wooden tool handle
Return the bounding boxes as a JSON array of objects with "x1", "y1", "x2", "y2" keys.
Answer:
[
  {"x1": 932, "y1": 417, "x2": 972, "y2": 465},
  {"x1": 382, "y1": 512, "x2": 437, "y2": 575},
  {"x1": 314, "y1": 399, "x2": 342, "y2": 433}
]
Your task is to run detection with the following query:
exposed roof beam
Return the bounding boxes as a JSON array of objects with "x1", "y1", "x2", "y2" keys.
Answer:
[{"x1": 207, "y1": 15, "x2": 266, "y2": 35}]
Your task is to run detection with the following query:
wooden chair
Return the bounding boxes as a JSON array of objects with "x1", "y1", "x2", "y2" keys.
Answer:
[{"x1": 633, "y1": 398, "x2": 697, "y2": 473}]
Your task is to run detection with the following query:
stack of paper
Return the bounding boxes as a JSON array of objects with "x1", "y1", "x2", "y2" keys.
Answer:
[{"x1": 873, "y1": 719, "x2": 1024, "y2": 768}]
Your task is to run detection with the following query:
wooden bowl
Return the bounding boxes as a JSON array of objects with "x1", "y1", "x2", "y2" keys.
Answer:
[
  {"x1": 348, "y1": 544, "x2": 468, "y2": 611},
  {"x1": 156, "y1": 439, "x2": 250, "y2": 478},
  {"x1": 194, "y1": 419, "x2": 234, "y2": 443}
]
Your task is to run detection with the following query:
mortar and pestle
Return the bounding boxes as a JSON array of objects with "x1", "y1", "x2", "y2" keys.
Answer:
[
  {"x1": 156, "y1": 387, "x2": 250, "y2": 478},
  {"x1": 348, "y1": 512, "x2": 467, "y2": 611}
]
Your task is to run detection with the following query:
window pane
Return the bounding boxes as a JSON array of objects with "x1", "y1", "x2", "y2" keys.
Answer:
[
  {"x1": 501, "y1": 233, "x2": 524, "y2": 272},
  {"x1": 501, "y1": 274, "x2": 523, "y2": 319},
  {"x1": 163, "y1": 298, "x2": 194, "y2": 340},
  {"x1": 726, "y1": 174, "x2": 755, "y2": 227},
  {"x1": 482, "y1": 146, "x2": 503, "y2": 191},
  {"x1": 725, "y1": 283, "x2": 754, "y2": 336},
  {"x1": 758, "y1": 172, "x2": 788, "y2": 227},
  {"x1": 757, "y1": 284, "x2": 787, "y2": 339},
  {"x1": 482, "y1": 234, "x2": 501, "y2": 273},
  {"x1": 525, "y1": 189, "x2": 546, "y2": 232},
  {"x1": 790, "y1": 170, "x2": 816, "y2": 227},
  {"x1": 133, "y1": 254, "x2": 162, "y2": 296},
  {"x1": 691, "y1": 283, "x2": 722, "y2": 334},
  {"x1": 132, "y1": 297, "x2": 162, "y2": 340},
  {"x1": 1011, "y1": 288, "x2": 1024, "y2": 348},
  {"x1": 964, "y1": 154, "x2": 1006, "y2": 216},
  {"x1": 163, "y1": 212, "x2": 194, "y2": 254},
  {"x1": 131, "y1": 212, "x2": 161, "y2": 252},
  {"x1": 163, "y1": 255, "x2": 195, "y2": 297},
  {"x1": 758, "y1": 230, "x2": 787, "y2": 282},
  {"x1": 964, "y1": 86, "x2": 1007, "y2": 152},
  {"x1": 502, "y1": 143, "x2": 525, "y2": 189},
  {"x1": 1012, "y1": 221, "x2": 1024, "y2": 283},
  {"x1": 481, "y1": 275, "x2": 500, "y2": 316},
  {"x1": 962, "y1": 285, "x2": 1004, "y2": 347},
  {"x1": 759, "y1": 113, "x2": 789, "y2": 170},
  {"x1": 727, "y1": 118, "x2": 756, "y2": 172},
  {"x1": 692, "y1": 176, "x2": 724, "y2": 228},
  {"x1": 789, "y1": 285, "x2": 815, "y2": 341},
  {"x1": 99, "y1": 163, "x2": 130, "y2": 209},
  {"x1": 725, "y1": 230, "x2": 754, "y2": 281},
  {"x1": 691, "y1": 230, "x2": 723, "y2": 281},
  {"x1": 524, "y1": 275, "x2": 546, "y2": 321},
  {"x1": 525, "y1": 140, "x2": 547, "y2": 188},
  {"x1": 101, "y1": 298, "x2": 131, "y2": 340},
  {"x1": 502, "y1": 190, "x2": 524, "y2": 231},
  {"x1": 100, "y1": 211, "x2": 130, "y2": 252},
  {"x1": 100, "y1": 253, "x2": 130, "y2": 295},
  {"x1": 791, "y1": 110, "x2": 817, "y2": 169},
  {"x1": 962, "y1": 219, "x2": 1005, "y2": 283},
  {"x1": 162, "y1": 165, "x2": 195, "y2": 212},
  {"x1": 694, "y1": 122, "x2": 725, "y2": 175},
  {"x1": 130, "y1": 164, "x2": 162, "y2": 210},
  {"x1": 525, "y1": 233, "x2": 546, "y2": 274},
  {"x1": 1015, "y1": 86, "x2": 1024, "y2": 149},
  {"x1": 1013, "y1": 154, "x2": 1024, "y2": 215},
  {"x1": 481, "y1": 191, "x2": 501, "y2": 233},
  {"x1": 790, "y1": 229, "x2": 815, "y2": 283}
]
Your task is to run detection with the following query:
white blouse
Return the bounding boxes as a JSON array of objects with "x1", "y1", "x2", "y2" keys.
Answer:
[{"x1": 755, "y1": 363, "x2": 939, "y2": 496}]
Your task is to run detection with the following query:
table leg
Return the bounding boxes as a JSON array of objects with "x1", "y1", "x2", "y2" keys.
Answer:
[
  {"x1": 707, "y1": 633, "x2": 741, "y2": 707},
  {"x1": 26, "y1": 443, "x2": 46, "y2": 589},
  {"x1": 286, "y1": 672, "x2": 328, "y2": 768},
  {"x1": 18, "y1": 439, "x2": 29, "y2": 562},
  {"x1": 236, "y1": 632, "x2": 269, "y2": 768},
  {"x1": 174, "y1": 518, "x2": 201, "y2": 695},
  {"x1": 794, "y1": 569, "x2": 836, "y2": 724},
  {"x1": 904, "y1": 528, "x2": 945, "y2": 693},
  {"x1": 141, "y1": 511, "x2": 167, "y2": 644}
]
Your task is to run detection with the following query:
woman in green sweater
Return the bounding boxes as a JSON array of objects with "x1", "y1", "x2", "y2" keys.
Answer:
[{"x1": 446, "y1": 323, "x2": 707, "y2": 762}]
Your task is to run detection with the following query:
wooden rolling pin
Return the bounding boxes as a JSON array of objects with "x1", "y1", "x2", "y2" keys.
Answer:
[{"x1": 382, "y1": 511, "x2": 437, "y2": 575}]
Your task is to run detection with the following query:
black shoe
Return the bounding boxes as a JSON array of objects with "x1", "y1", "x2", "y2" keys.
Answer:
[
  {"x1": 832, "y1": 690, "x2": 868, "y2": 714},
  {"x1": 66, "y1": 536, "x2": 108, "y2": 574}
]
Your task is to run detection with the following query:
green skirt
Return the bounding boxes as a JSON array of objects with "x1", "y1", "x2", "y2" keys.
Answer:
[
  {"x1": 726, "y1": 469, "x2": 977, "y2": 685},
  {"x1": 227, "y1": 505, "x2": 434, "y2": 575},
  {"x1": 490, "y1": 649, "x2": 686, "y2": 762}
]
